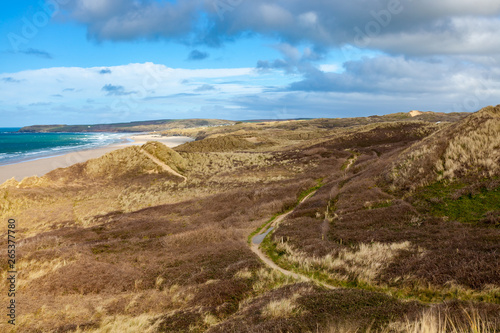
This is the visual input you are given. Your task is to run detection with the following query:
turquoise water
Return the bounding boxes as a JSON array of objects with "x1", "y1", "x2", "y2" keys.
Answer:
[{"x1": 0, "y1": 128, "x2": 127, "y2": 165}]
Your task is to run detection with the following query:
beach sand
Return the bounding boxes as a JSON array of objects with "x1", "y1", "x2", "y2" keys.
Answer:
[{"x1": 0, "y1": 135, "x2": 194, "y2": 184}]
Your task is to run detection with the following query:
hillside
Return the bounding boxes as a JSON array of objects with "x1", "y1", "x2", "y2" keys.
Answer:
[
  {"x1": 388, "y1": 105, "x2": 500, "y2": 190},
  {"x1": 160, "y1": 111, "x2": 469, "y2": 140},
  {"x1": 1, "y1": 108, "x2": 498, "y2": 333},
  {"x1": 18, "y1": 119, "x2": 236, "y2": 133}
]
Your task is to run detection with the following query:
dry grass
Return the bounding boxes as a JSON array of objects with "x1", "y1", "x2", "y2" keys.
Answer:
[
  {"x1": 388, "y1": 105, "x2": 500, "y2": 191},
  {"x1": 262, "y1": 294, "x2": 302, "y2": 319},
  {"x1": 14, "y1": 257, "x2": 75, "y2": 289},
  {"x1": 234, "y1": 268, "x2": 253, "y2": 280},
  {"x1": 175, "y1": 135, "x2": 267, "y2": 152},
  {"x1": 274, "y1": 240, "x2": 414, "y2": 283},
  {"x1": 437, "y1": 116, "x2": 500, "y2": 180},
  {"x1": 322, "y1": 307, "x2": 499, "y2": 333},
  {"x1": 74, "y1": 314, "x2": 161, "y2": 333},
  {"x1": 142, "y1": 141, "x2": 188, "y2": 173},
  {"x1": 252, "y1": 268, "x2": 300, "y2": 294},
  {"x1": 392, "y1": 308, "x2": 498, "y2": 333}
]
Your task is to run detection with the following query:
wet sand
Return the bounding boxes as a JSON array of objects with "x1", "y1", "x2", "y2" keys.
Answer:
[{"x1": 0, "y1": 135, "x2": 194, "y2": 184}]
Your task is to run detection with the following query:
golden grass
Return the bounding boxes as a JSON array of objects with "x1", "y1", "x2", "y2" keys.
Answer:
[
  {"x1": 182, "y1": 151, "x2": 275, "y2": 176},
  {"x1": 203, "y1": 313, "x2": 220, "y2": 327},
  {"x1": 275, "y1": 241, "x2": 414, "y2": 283},
  {"x1": 252, "y1": 268, "x2": 300, "y2": 294},
  {"x1": 262, "y1": 294, "x2": 302, "y2": 319},
  {"x1": 15, "y1": 257, "x2": 74, "y2": 289},
  {"x1": 234, "y1": 268, "x2": 253, "y2": 280},
  {"x1": 437, "y1": 117, "x2": 500, "y2": 180},
  {"x1": 323, "y1": 308, "x2": 498, "y2": 333},
  {"x1": 393, "y1": 309, "x2": 497, "y2": 333},
  {"x1": 141, "y1": 141, "x2": 187, "y2": 173},
  {"x1": 175, "y1": 135, "x2": 263, "y2": 152},
  {"x1": 83, "y1": 146, "x2": 162, "y2": 179},
  {"x1": 388, "y1": 105, "x2": 500, "y2": 191},
  {"x1": 74, "y1": 314, "x2": 161, "y2": 333}
]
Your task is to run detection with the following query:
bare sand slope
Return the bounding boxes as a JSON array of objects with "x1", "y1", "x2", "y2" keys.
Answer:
[{"x1": 0, "y1": 135, "x2": 193, "y2": 184}]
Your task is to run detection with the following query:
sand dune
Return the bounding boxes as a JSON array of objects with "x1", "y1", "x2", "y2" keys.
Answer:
[{"x1": 0, "y1": 135, "x2": 193, "y2": 184}]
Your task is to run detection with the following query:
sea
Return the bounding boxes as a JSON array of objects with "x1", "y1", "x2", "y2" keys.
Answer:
[{"x1": 0, "y1": 128, "x2": 128, "y2": 166}]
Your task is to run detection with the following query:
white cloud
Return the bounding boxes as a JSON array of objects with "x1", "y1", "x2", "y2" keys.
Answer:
[
  {"x1": 2, "y1": 55, "x2": 499, "y2": 126},
  {"x1": 0, "y1": 63, "x2": 290, "y2": 124}
]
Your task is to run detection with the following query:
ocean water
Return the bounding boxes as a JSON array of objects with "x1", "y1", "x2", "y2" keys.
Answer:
[{"x1": 0, "y1": 128, "x2": 128, "y2": 165}]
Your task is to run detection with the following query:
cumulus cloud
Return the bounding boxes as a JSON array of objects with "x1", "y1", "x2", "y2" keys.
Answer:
[{"x1": 99, "y1": 68, "x2": 112, "y2": 74}]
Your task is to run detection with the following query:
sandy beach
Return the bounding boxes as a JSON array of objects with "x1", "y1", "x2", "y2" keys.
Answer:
[{"x1": 0, "y1": 134, "x2": 194, "y2": 184}]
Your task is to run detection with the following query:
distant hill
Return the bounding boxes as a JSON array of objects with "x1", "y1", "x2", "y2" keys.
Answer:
[
  {"x1": 18, "y1": 119, "x2": 236, "y2": 133},
  {"x1": 18, "y1": 111, "x2": 470, "y2": 133}
]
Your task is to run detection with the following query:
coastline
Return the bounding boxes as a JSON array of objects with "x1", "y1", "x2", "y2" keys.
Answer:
[{"x1": 0, "y1": 134, "x2": 194, "y2": 184}]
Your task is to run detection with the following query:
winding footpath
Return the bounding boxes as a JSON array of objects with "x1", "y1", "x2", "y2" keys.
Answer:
[{"x1": 250, "y1": 191, "x2": 336, "y2": 290}]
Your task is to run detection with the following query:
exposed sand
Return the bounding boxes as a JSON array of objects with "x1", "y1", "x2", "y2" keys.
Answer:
[{"x1": 0, "y1": 135, "x2": 194, "y2": 184}]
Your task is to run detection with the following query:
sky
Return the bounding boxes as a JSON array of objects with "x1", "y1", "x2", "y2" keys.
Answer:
[{"x1": 1, "y1": 0, "x2": 500, "y2": 126}]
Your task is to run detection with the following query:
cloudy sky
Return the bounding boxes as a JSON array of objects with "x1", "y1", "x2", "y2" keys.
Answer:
[{"x1": 1, "y1": 0, "x2": 500, "y2": 126}]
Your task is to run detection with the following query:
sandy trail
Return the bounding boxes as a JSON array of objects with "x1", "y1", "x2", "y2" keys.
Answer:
[
  {"x1": 250, "y1": 191, "x2": 336, "y2": 289},
  {"x1": 139, "y1": 148, "x2": 187, "y2": 181}
]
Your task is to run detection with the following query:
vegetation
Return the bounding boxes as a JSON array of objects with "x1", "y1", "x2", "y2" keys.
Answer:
[
  {"x1": 412, "y1": 180, "x2": 500, "y2": 225},
  {"x1": 18, "y1": 119, "x2": 236, "y2": 133},
  {"x1": 1, "y1": 107, "x2": 499, "y2": 332},
  {"x1": 388, "y1": 105, "x2": 500, "y2": 192}
]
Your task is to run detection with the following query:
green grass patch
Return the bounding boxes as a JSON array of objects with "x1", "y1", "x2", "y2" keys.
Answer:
[{"x1": 414, "y1": 180, "x2": 500, "y2": 224}]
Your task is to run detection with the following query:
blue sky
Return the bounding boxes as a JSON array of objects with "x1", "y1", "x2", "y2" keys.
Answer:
[{"x1": 1, "y1": 0, "x2": 500, "y2": 126}]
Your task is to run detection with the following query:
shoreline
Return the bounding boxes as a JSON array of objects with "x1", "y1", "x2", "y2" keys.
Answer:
[
  {"x1": 0, "y1": 134, "x2": 194, "y2": 184},
  {"x1": 0, "y1": 137, "x2": 133, "y2": 167}
]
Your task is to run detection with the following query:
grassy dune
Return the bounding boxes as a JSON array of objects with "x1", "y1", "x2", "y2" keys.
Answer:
[{"x1": 0, "y1": 108, "x2": 498, "y2": 332}]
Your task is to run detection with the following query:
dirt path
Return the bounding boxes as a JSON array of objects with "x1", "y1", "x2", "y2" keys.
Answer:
[
  {"x1": 250, "y1": 191, "x2": 336, "y2": 290},
  {"x1": 140, "y1": 149, "x2": 187, "y2": 181}
]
